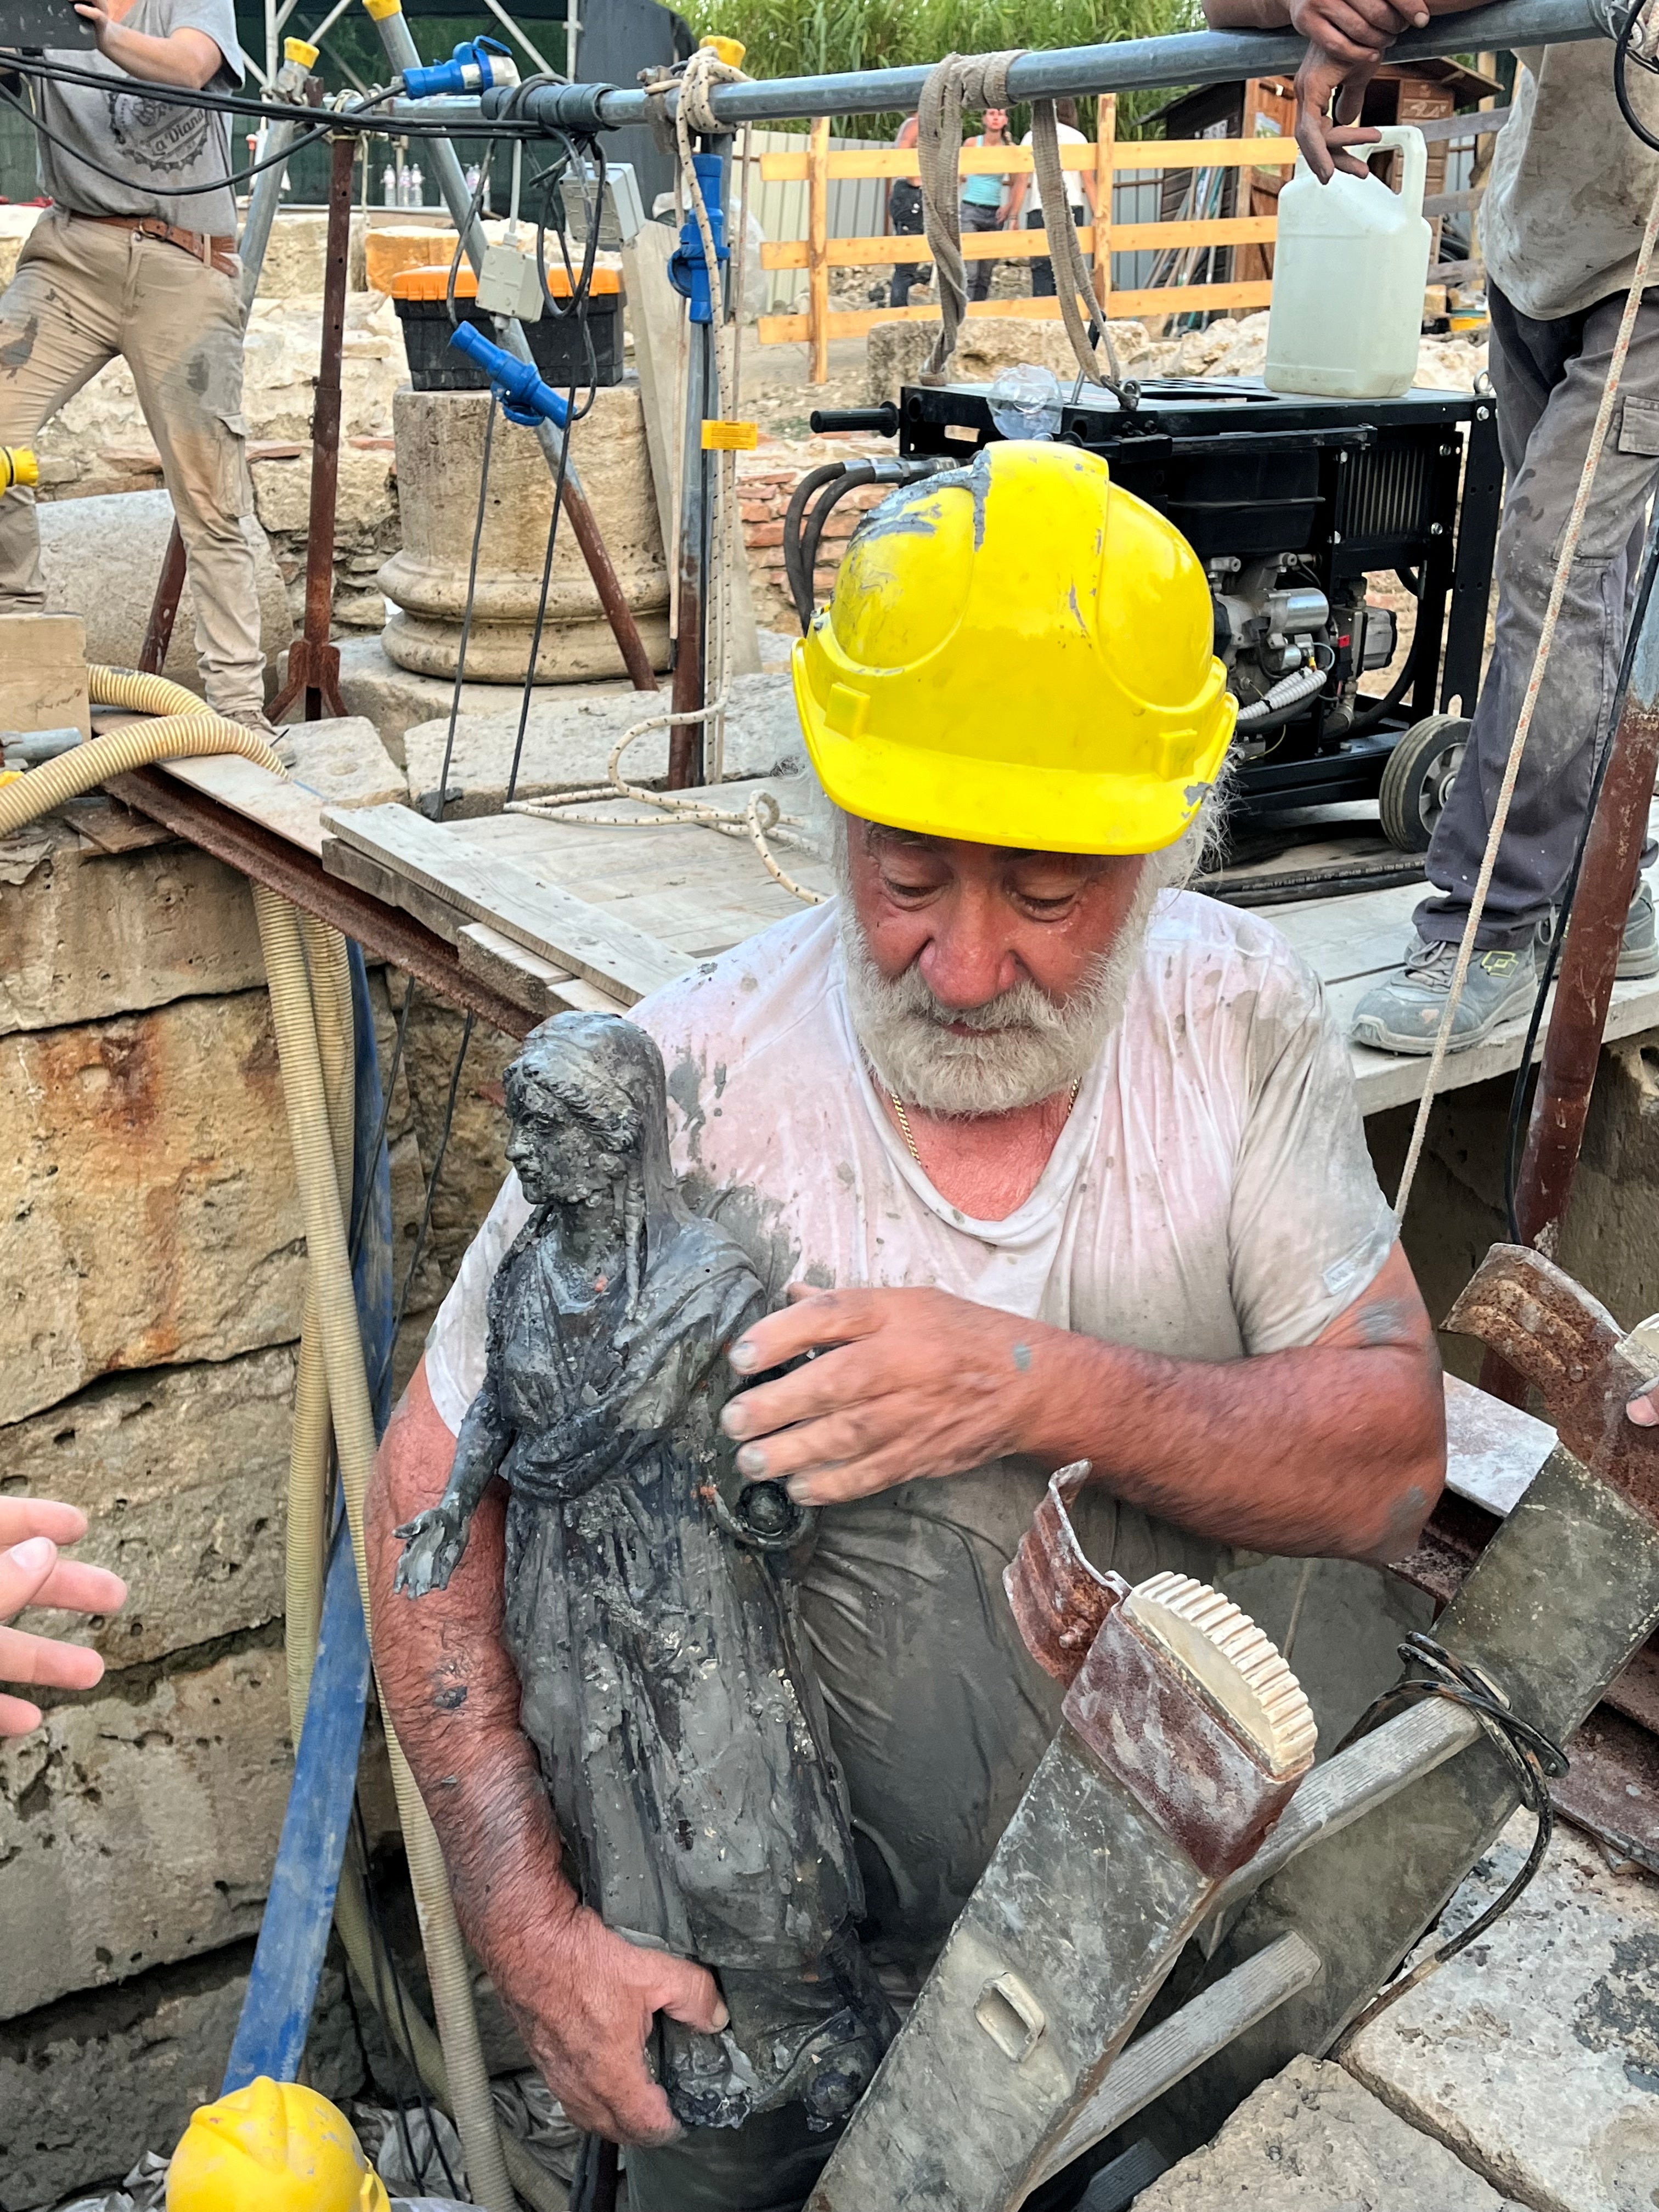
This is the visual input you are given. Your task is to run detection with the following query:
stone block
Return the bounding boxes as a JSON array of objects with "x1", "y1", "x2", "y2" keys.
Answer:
[
  {"x1": 1346, "y1": 1813, "x2": 1659, "y2": 2212},
  {"x1": 393, "y1": 984, "x2": 517, "y2": 1310},
  {"x1": 363, "y1": 221, "x2": 458, "y2": 296},
  {"x1": 36, "y1": 492, "x2": 292, "y2": 699},
  {"x1": 334, "y1": 632, "x2": 579, "y2": 768},
  {"x1": 1136, "y1": 2055, "x2": 1524, "y2": 2210},
  {"x1": 865, "y1": 315, "x2": 1152, "y2": 405},
  {"x1": 252, "y1": 210, "x2": 368, "y2": 301},
  {"x1": 8, "y1": 1346, "x2": 297, "y2": 1668},
  {"x1": 0, "y1": 612, "x2": 90, "y2": 739},
  {"x1": 0, "y1": 1641, "x2": 292, "y2": 2019},
  {"x1": 403, "y1": 668, "x2": 805, "y2": 817},
  {"x1": 0, "y1": 820, "x2": 264, "y2": 1034},
  {"x1": 283, "y1": 715, "x2": 409, "y2": 810},
  {"x1": 1, "y1": 989, "x2": 306, "y2": 1426},
  {"x1": 0, "y1": 1943, "x2": 363, "y2": 2210},
  {"x1": 0, "y1": 206, "x2": 43, "y2": 292},
  {"x1": 380, "y1": 383, "x2": 671, "y2": 682}
]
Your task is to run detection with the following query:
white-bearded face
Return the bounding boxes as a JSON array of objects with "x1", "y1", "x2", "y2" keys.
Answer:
[{"x1": 826, "y1": 806, "x2": 1200, "y2": 1119}]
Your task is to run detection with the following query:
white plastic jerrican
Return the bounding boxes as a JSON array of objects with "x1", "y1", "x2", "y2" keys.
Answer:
[{"x1": 1264, "y1": 126, "x2": 1432, "y2": 400}]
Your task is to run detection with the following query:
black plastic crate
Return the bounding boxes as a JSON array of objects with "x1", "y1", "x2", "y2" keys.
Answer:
[{"x1": 392, "y1": 275, "x2": 624, "y2": 393}]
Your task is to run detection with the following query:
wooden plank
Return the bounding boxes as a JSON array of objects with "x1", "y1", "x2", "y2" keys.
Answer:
[
  {"x1": 808, "y1": 117, "x2": 831, "y2": 387},
  {"x1": 160, "y1": 753, "x2": 328, "y2": 861},
  {"x1": 1094, "y1": 95, "x2": 1115, "y2": 311},
  {"x1": 759, "y1": 214, "x2": 1276, "y2": 272},
  {"x1": 1034, "y1": 1934, "x2": 1323, "y2": 2187},
  {"x1": 758, "y1": 139, "x2": 1300, "y2": 183},
  {"x1": 321, "y1": 831, "x2": 457, "y2": 939},
  {"x1": 321, "y1": 803, "x2": 691, "y2": 1005},
  {"x1": 455, "y1": 922, "x2": 626, "y2": 1022},
  {"x1": 759, "y1": 279, "x2": 1274, "y2": 347}
]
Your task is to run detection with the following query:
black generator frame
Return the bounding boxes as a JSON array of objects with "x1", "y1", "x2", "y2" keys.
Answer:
[{"x1": 885, "y1": 378, "x2": 1504, "y2": 826}]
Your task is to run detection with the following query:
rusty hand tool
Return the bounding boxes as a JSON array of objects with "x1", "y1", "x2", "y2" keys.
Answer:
[{"x1": 1447, "y1": 1241, "x2": 1659, "y2": 1526}]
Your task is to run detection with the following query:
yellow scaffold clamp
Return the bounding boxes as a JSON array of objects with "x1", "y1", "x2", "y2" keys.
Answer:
[{"x1": 1, "y1": 448, "x2": 38, "y2": 493}]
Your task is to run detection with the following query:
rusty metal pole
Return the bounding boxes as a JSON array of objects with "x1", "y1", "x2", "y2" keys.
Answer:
[
  {"x1": 268, "y1": 129, "x2": 353, "y2": 723},
  {"x1": 138, "y1": 529, "x2": 189, "y2": 676},
  {"x1": 1480, "y1": 539, "x2": 1659, "y2": 1398}
]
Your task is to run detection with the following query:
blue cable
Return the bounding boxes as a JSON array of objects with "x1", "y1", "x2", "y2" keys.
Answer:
[{"x1": 222, "y1": 941, "x2": 394, "y2": 2091}]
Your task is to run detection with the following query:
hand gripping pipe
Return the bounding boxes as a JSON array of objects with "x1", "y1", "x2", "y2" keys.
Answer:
[
  {"x1": 0, "y1": 686, "x2": 562, "y2": 2212},
  {"x1": 481, "y1": 0, "x2": 1604, "y2": 131}
]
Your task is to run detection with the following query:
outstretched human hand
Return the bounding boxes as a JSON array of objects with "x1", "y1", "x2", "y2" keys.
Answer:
[
  {"x1": 0, "y1": 1498, "x2": 126, "y2": 1739},
  {"x1": 1294, "y1": 42, "x2": 1386, "y2": 180}
]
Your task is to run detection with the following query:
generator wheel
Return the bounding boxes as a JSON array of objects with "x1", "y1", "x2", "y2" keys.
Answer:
[{"x1": 1379, "y1": 714, "x2": 1470, "y2": 853}]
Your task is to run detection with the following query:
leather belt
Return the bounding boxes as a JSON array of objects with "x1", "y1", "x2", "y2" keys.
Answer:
[{"x1": 64, "y1": 210, "x2": 239, "y2": 283}]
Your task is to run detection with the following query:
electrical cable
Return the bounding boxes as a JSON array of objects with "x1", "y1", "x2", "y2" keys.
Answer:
[
  {"x1": 428, "y1": 393, "x2": 499, "y2": 820},
  {"x1": 3, "y1": 46, "x2": 540, "y2": 134},
  {"x1": 1613, "y1": 0, "x2": 1659, "y2": 154},
  {"x1": 783, "y1": 462, "x2": 848, "y2": 629},
  {"x1": 1335, "y1": 1632, "x2": 1567, "y2": 2041}
]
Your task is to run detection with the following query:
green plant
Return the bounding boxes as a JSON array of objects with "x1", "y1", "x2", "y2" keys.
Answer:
[{"x1": 684, "y1": 0, "x2": 1202, "y2": 136}]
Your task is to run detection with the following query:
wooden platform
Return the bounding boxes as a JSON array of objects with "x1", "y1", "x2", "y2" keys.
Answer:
[{"x1": 145, "y1": 753, "x2": 1659, "y2": 1124}]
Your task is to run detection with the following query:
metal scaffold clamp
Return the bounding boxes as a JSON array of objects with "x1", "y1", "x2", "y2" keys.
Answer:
[
  {"x1": 447, "y1": 320, "x2": 571, "y2": 428},
  {"x1": 668, "y1": 151, "x2": 730, "y2": 324},
  {"x1": 402, "y1": 34, "x2": 520, "y2": 100}
]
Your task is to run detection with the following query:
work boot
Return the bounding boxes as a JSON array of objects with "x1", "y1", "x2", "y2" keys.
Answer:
[
  {"x1": 1349, "y1": 933, "x2": 1540, "y2": 1055},
  {"x1": 1534, "y1": 876, "x2": 1659, "y2": 980}
]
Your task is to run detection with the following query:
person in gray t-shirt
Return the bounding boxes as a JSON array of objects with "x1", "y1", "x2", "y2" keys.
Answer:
[
  {"x1": 0, "y1": 0, "x2": 279, "y2": 732},
  {"x1": 1205, "y1": 0, "x2": 1659, "y2": 1054},
  {"x1": 41, "y1": 0, "x2": 244, "y2": 233}
]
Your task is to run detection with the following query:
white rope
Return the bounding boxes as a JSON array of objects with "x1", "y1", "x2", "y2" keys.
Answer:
[{"x1": 1391, "y1": 163, "x2": 1659, "y2": 1222}]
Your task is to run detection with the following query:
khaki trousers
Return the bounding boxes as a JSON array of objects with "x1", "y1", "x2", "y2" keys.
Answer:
[{"x1": 0, "y1": 210, "x2": 266, "y2": 715}]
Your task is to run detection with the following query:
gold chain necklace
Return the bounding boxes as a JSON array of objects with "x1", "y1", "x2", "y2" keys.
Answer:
[{"x1": 887, "y1": 1074, "x2": 1083, "y2": 1167}]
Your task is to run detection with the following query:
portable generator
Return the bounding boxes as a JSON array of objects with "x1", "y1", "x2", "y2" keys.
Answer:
[{"x1": 794, "y1": 377, "x2": 1502, "y2": 861}]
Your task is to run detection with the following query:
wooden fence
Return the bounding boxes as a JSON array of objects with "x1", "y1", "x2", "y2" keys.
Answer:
[{"x1": 756, "y1": 107, "x2": 1300, "y2": 381}]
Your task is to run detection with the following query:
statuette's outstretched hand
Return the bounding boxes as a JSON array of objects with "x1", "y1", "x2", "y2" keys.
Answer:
[{"x1": 394, "y1": 1502, "x2": 471, "y2": 1598}]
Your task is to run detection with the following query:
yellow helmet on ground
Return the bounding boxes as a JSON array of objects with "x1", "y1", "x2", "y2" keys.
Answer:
[
  {"x1": 791, "y1": 439, "x2": 1235, "y2": 855},
  {"x1": 167, "y1": 2078, "x2": 392, "y2": 2212}
]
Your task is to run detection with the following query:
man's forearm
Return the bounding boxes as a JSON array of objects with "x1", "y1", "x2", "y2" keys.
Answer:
[
  {"x1": 85, "y1": 20, "x2": 222, "y2": 88},
  {"x1": 1024, "y1": 1255, "x2": 1443, "y2": 1564},
  {"x1": 365, "y1": 1364, "x2": 579, "y2": 1979}
]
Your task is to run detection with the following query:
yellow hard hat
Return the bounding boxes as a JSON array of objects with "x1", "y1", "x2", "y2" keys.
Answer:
[
  {"x1": 791, "y1": 440, "x2": 1235, "y2": 855},
  {"x1": 167, "y1": 2078, "x2": 392, "y2": 2212}
]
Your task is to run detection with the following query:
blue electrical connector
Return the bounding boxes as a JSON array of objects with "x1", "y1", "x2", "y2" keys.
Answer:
[
  {"x1": 449, "y1": 320, "x2": 571, "y2": 428},
  {"x1": 402, "y1": 35, "x2": 518, "y2": 99},
  {"x1": 668, "y1": 153, "x2": 729, "y2": 325}
]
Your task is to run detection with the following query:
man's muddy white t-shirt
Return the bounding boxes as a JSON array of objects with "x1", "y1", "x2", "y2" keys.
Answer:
[{"x1": 425, "y1": 891, "x2": 1394, "y2": 1977}]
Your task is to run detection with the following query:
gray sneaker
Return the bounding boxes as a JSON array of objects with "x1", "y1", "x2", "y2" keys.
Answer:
[
  {"x1": 1350, "y1": 934, "x2": 1540, "y2": 1055},
  {"x1": 1620, "y1": 877, "x2": 1659, "y2": 979}
]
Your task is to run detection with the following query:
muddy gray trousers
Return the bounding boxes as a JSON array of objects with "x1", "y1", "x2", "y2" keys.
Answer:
[
  {"x1": 1415, "y1": 280, "x2": 1659, "y2": 950},
  {"x1": 0, "y1": 210, "x2": 266, "y2": 715}
]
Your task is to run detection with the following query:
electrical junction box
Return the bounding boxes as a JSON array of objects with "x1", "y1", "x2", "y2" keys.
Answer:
[
  {"x1": 475, "y1": 242, "x2": 544, "y2": 323},
  {"x1": 557, "y1": 161, "x2": 646, "y2": 249}
]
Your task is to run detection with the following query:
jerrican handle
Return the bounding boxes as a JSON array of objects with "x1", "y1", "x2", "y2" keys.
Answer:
[{"x1": 1364, "y1": 123, "x2": 1428, "y2": 215}]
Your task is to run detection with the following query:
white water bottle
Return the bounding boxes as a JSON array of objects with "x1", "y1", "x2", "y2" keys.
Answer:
[{"x1": 1264, "y1": 126, "x2": 1431, "y2": 400}]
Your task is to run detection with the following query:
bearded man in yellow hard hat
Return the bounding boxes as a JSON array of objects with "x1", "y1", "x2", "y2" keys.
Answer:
[{"x1": 364, "y1": 441, "x2": 1446, "y2": 2212}]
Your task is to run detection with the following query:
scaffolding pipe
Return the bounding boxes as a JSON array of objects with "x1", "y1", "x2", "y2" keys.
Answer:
[{"x1": 481, "y1": 0, "x2": 1601, "y2": 132}]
